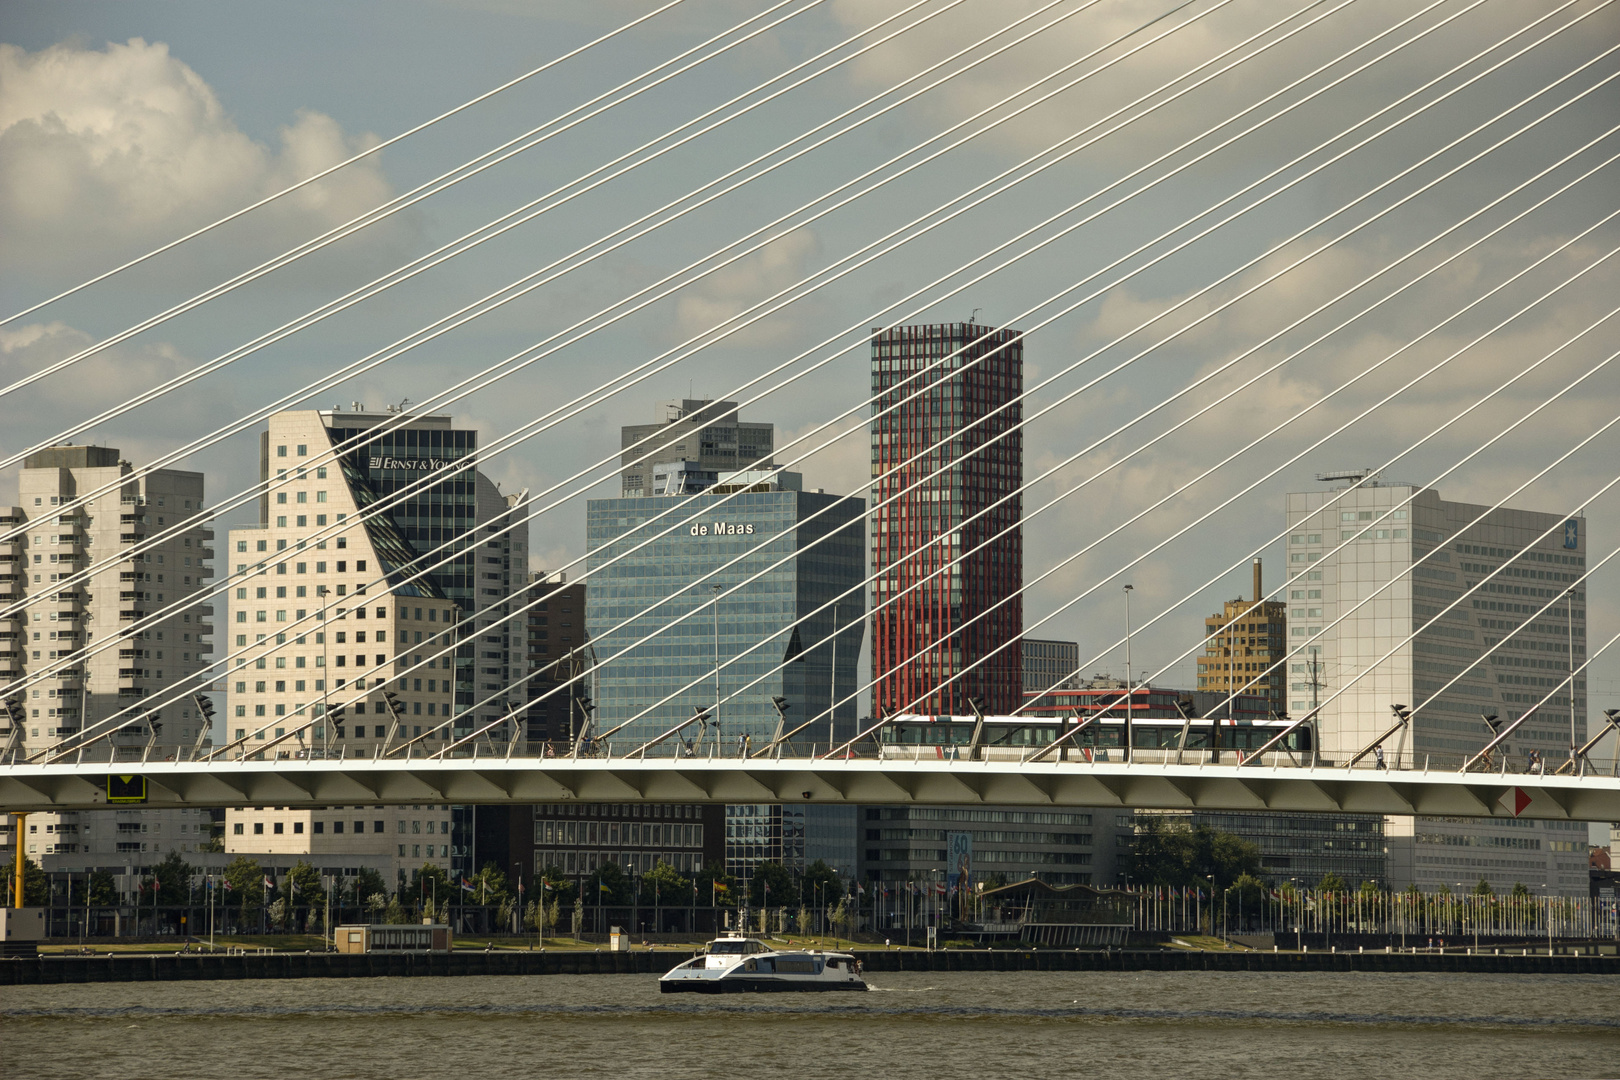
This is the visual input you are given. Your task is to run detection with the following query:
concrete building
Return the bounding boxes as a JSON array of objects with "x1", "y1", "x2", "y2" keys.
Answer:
[
  {"x1": 870, "y1": 322, "x2": 1024, "y2": 716},
  {"x1": 1287, "y1": 475, "x2": 1591, "y2": 895},
  {"x1": 858, "y1": 805, "x2": 1107, "y2": 890},
  {"x1": 224, "y1": 804, "x2": 448, "y2": 884},
  {"x1": 585, "y1": 473, "x2": 865, "y2": 750},
  {"x1": 522, "y1": 571, "x2": 588, "y2": 746},
  {"x1": 524, "y1": 801, "x2": 725, "y2": 882},
  {"x1": 619, "y1": 399, "x2": 775, "y2": 497},
  {"x1": 228, "y1": 407, "x2": 528, "y2": 877},
  {"x1": 1, "y1": 446, "x2": 215, "y2": 877},
  {"x1": 1195, "y1": 559, "x2": 1287, "y2": 715},
  {"x1": 1022, "y1": 638, "x2": 1079, "y2": 694}
]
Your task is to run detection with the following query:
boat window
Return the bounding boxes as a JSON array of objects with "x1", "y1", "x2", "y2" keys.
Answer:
[{"x1": 709, "y1": 941, "x2": 748, "y2": 954}]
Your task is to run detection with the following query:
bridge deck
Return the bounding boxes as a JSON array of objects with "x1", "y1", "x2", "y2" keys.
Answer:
[{"x1": 2, "y1": 757, "x2": 1616, "y2": 820}]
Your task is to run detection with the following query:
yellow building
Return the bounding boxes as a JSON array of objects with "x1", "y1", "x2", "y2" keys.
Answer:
[{"x1": 1195, "y1": 559, "x2": 1286, "y2": 715}]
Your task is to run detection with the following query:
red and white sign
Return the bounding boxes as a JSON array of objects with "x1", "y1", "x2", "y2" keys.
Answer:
[{"x1": 1498, "y1": 786, "x2": 1532, "y2": 818}]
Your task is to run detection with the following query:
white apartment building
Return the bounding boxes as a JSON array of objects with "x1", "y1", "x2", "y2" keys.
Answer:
[
  {"x1": 1287, "y1": 476, "x2": 1591, "y2": 895},
  {"x1": 1, "y1": 446, "x2": 215, "y2": 878},
  {"x1": 224, "y1": 804, "x2": 451, "y2": 883},
  {"x1": 226, "y1": 407, "x2": 527, "y2": 876}
]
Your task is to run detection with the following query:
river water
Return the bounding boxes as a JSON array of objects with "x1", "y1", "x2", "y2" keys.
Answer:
[{"x1": 3, "y1": 970, "x2": 1616, "y2": 1079}]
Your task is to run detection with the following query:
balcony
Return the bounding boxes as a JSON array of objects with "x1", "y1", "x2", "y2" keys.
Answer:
[
  {"x1": 118, "y1": 608, "x2": 147, "y2": 622},
  {"x1": 0, "y1": 656, "x2": 18, "y2": 675},
  {"x1": 0, "y1": 538, "x2": 20, "y2": 558},
  {"x1": 0, "y1": 578, "x2": 20, "y2": 599}
]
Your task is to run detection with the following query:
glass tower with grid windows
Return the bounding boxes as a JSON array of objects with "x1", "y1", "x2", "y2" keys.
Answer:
[
  {"x1": 585, "y1": 483, "x2": 865, "y2": 752},
  {"x1": 870, "y1": 323, "x2": 1023, "y2": 716}
]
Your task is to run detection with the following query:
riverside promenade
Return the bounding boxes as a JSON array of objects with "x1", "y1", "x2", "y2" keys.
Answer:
[{"x1": 5, "y1": 946, "x2": 1618, "y2": 984}]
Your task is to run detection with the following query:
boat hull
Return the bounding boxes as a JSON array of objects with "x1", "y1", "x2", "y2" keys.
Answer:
[{"x1": 660, "y1": 977, "x2": 868, "y2": 994}]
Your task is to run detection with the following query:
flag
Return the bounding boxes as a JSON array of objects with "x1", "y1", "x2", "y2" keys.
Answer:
[
  {"x1": 263, "y1": 875, "x2": 274, "y2": 891},
  {"x1": 599, "y1": 881, "x2": 611, "y2": 893},
  {"x1": 461, "y1": 878, "x2": 475, "y2": 893},
  {"x1": 857, "y1": 883, "x2": 865, "y2": 895},
  {"x1": 713, "y1": 882, "x2": 729, "y2": 893},
  {"x1": 222, "y1": 879, "x2": 233, "y2": 893}
]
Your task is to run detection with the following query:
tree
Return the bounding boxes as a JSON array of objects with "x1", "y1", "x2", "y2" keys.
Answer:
[
  {"x1": 223, "y1": 855, "x2": 265, "y2": 922},
  {"x1": 584, "y1": 861, "x2": 634, "y2": 905},
  {"x1": 1472, "y1": 877, "x2": 1494, "y2": 896},
  {"x1": 87, "y1": 869, "x2": 118, "y2": 907},
  {"x1": 286, "y1": 860, "x2": 326, "y2": 927},
  {"x1": 748, "y1": 861, "x2": 795, "y2": 909},
  {"x1": 800, "y1": 859, "x2": 841, "y2": 908},
  {"x1": 351, "y1": 867, "x2": 389, "y2": 907},
  {"x1": 795, "y1": 907, "x2": 812, "y2": 936},
  {"x1": 1, "y1": 856, "x2": 48, "y2": 906},
  {"x1": 640, "y1": 860, "x2": 691, "y2": 906},
  {"x1": 572, "y1": 896, "x2": 585, "y2": 936},
  {"x1": 467, "y1": 862, "x2": 510, "y2": 907},
  {"x1": 1318, "y1": 872, "x2": 1348, "y2": 894},
  {"x1": 695, "y1": 861, "x2": 737, "y2": 907},
  {"x1": 535, "y1": 864, "x2": 577, "y2": 905},
  {"x1": 409, "y1": 863, "x2": 451, "y2": 916},
  {"x1": 145, "y1": 850, "x2": 194, "y2": 904},
  {"x1": 1128, "y1": 818, "x2": 1260, "y2": 893},
  {"x1": 365, "y1": 893, "x2": 389, "y2": 922},
  {"x1": 1511, "y1": 881, "x2": 1532, "y2": 899}
]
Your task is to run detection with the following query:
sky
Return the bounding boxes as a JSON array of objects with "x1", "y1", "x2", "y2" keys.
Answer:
[{"x1": 3, "y1": 0, "x2": 1619, "y2": 800}]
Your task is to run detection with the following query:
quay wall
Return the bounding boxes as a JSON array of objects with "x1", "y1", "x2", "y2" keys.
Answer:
[{"x1": 3, "y1": 948, "x2": 1619, "y2": 984}]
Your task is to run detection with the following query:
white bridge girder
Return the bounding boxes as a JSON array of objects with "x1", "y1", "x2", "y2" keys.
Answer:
[{"x1": 1, "y1": 759, "x2": 1617, "y2": 821}]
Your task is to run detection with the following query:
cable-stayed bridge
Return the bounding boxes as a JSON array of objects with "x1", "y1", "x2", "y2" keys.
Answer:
[{"x1": 4, "y1": 0, "x2": 1620, "y2": 874}]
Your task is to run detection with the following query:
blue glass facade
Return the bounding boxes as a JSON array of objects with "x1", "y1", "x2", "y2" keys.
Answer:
[{"x1": 585, "y1": 490, "x2": 865, "y2": 749}]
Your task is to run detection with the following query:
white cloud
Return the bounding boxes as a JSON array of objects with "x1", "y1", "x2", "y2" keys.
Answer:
[
  {"x1": 0, "y1": 320, "x2": 252, "y2": 506},
  {"x1": 0, "y1": 38, "x2": 397, "y2": 269},
  {"x1": 672, "y1": 227, "x2": 820, "y2": 347}
]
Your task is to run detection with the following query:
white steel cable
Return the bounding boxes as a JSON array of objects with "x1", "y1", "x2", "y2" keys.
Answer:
[
  {"x1": 0, "y1": 0, "x2": 698, "y2": 327},
  {"x1": 2, "y1": 0, "x2": 1226, "y2": 520},
  {"x1": 381, "y1": 39, "x2": 1620, "y2": 752},
  {"x1": 3, "y1": 0, "x2": 1311, "y2": 621},
  {"x1": 19, "y1": 0, "x2": 1276, "y2": 759},
  {"x1": 593, "y1": 153, "x2": 1620, "y2": 745},
  {"x1": 938, "y1": 304, "x2": 1620, "y2": 743},
  {"x1": 617, "y1": 141, "x2": 1620, "y2": 742},
  {"x1": 1231, "y1": 464, "x2": 1620, "y2": 762},
  {"x1": 25, "y1": 0, "x2": 1594, "y2": 757},
  {"x1": 0, "y1": 0, "x2": 962, "y2": 399},
  {"x1": 463, "y1": 20, "x2": 1620, "y2": 733}
]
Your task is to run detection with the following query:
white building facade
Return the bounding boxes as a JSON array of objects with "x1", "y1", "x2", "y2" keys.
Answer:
[
  {"x1": 1, "y1": 446, "x2": 215, "y2": 885},
  {"x1": 1286, "y1": 478, "x2": 1590, "y2": 895}
]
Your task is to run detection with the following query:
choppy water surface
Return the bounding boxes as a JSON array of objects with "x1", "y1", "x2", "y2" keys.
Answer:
[{"x1": 3, "y1": 970, "x2": 1617, "y2": 1080}]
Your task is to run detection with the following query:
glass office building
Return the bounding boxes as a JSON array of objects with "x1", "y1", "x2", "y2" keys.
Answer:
[{"x1": 585, "y1": 485, "x2": 865, "y2": 750}]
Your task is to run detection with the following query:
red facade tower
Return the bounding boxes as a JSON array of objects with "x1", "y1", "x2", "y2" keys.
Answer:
[{"x1": 870, "y1": 322, "x2": 1023, "y2": 716}]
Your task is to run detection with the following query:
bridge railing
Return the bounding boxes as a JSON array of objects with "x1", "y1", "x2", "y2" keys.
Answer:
[{"x1": 9, "y1": 735, "x2": 1615, "y2": 778}]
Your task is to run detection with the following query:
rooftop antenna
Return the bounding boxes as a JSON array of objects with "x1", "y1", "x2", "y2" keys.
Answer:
[
  {"x1": 969, "y1": 307, "x2": 982, "y2": 324},
  {"x1": 398, "y1": 397, "x2": 411, "y2": 412}
]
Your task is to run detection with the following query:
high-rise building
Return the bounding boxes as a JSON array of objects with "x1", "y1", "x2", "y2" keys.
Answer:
[
  {"x1": 316, "y1": 406, "x2": 529, "y2": 740},
  {"x1": 1287, "y1": 475, "x2": 1590, "y2": 895},
  {"x1": 522, "y1": 570, "x2": 588, "y2": 746},
  {"x1": 223, "y1": 805, "x2": 448, "y2": 881},
  {"x1": 1022, "y1": 638, "x2": 1079, "y2": 694},
  {"x1": 619, "y1": 399, "x2": 775, "y2": 497},
  {"x1": 1, "y1": 446, "x2": 215, "y2": 882},
  {"x1": 229, "y1": 407, "x2": 528, "y2": 879},
  {"x1": 585, "y1": 472, "x2": 865, "y2": 751},
  {"x1": 1195, "y1": 559, "x2": 1287, "y2": 715},
  {"x1": 870, "y1": 322, "x2": 1024, "y2": 716}
]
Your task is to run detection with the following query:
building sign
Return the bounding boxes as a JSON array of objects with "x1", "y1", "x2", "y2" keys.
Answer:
[
  {"x1": 689, "y1": 522, "x2": 755, "y2": 536},
  {"x1": 369, "y1": 456, "x2": 457, "y2": 472},
  {"x1": 1564, "y1": 519, "x2": 1579, "y2": 549},
  {"x1": 946, "y1": 830, "x2": 972, "y2": 894}
]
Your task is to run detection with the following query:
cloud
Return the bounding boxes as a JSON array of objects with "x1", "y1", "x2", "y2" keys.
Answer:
[
  {"x1": 0, "y1": 38, "x2": 398, "y2": 271},
  {"x1": 672, "y1": 227, "x2": 820, "y2": 347},
  {"x1": 0, "y1": 320, "x2": 253, "y2": 506}
]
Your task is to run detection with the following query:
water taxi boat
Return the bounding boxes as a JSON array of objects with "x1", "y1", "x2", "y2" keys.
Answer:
[{"x1": 659, "y1": 936, "x2": 867, "y2": 993}]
